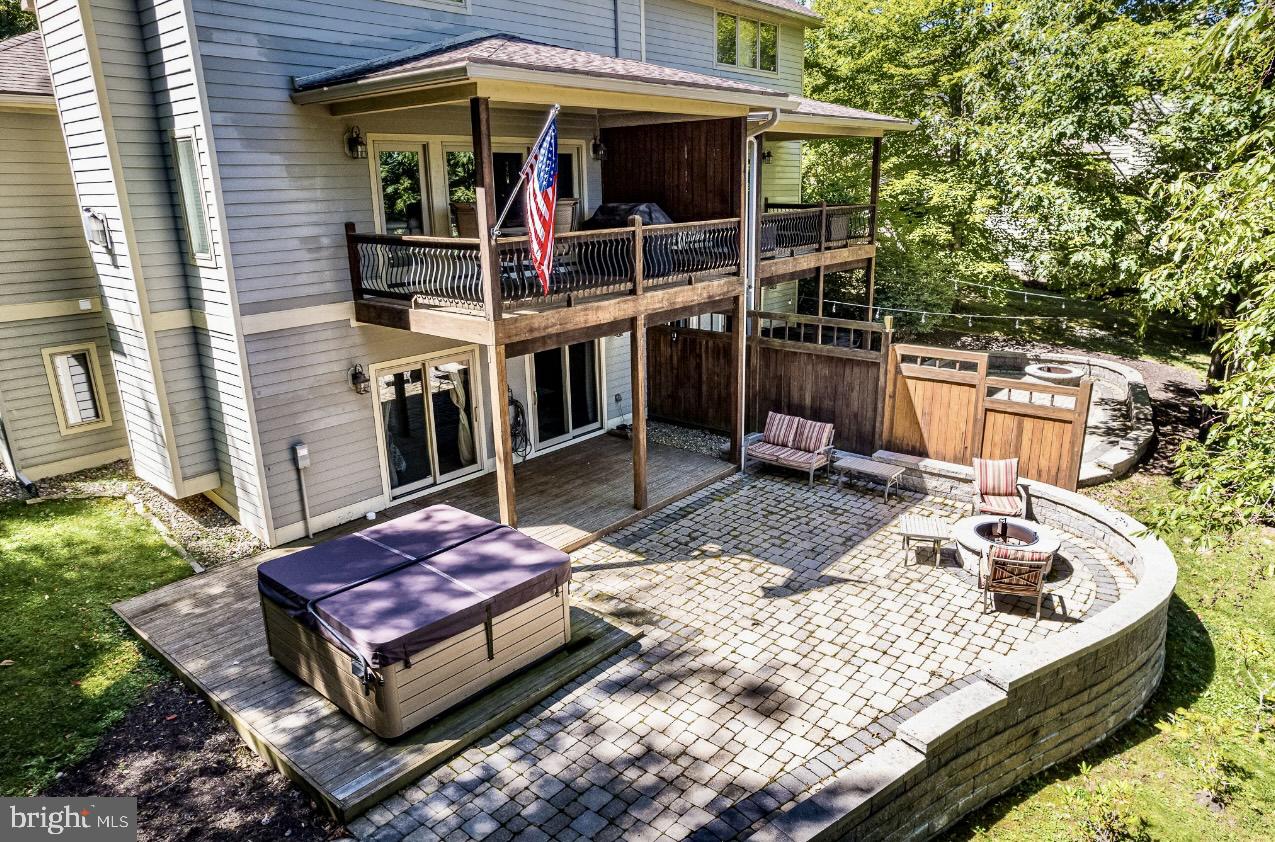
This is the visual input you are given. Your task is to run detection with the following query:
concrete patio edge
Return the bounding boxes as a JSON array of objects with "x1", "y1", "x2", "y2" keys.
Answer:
[{"x1": 749, "y1": 454, "x2": 1176, "y2": 842}]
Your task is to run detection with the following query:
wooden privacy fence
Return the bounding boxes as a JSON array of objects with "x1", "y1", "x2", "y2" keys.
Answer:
[
  {"x1": 882, "y1": 345, "x2": 1093, "y2": 490},
  {"x1": 645, "y1": 312, "x2": 891, "y2": 456},
  {"x1": 645, "y1": 325, "x2": 1094, "y2": 491}
]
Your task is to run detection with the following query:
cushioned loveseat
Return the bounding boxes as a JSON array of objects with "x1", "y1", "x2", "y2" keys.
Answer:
[{"x1": 743, "y1": 412, "x2": 836, "y2": 486}]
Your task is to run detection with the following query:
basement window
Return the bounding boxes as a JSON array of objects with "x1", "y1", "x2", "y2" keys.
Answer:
[
  {"x1": 42, "y1": 344, "x2": 112, "y2": 435},
  {"x1": 716, "y1": 12, "x2": 778, "y2": 73}
]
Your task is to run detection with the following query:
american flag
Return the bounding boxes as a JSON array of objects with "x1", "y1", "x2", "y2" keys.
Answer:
[{"x1": 523, "y1": 116, "x2": 558, "y2": 295}]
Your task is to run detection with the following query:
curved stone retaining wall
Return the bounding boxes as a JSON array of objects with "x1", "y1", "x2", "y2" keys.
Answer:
[
  {"x1": 752, "y1": 453, "x2": 1175, "y2": 842},
  {"x1": 987, "y1": 351, "x2": 1155, "y2": 486}
]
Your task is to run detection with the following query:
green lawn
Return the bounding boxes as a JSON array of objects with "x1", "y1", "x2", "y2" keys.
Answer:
[
  {"x1": 0, "y1": 497, "x2": 191, "y2": 795},
  {"x1": 943, "y1": 475, "x2": 1275, "y2": 841}
]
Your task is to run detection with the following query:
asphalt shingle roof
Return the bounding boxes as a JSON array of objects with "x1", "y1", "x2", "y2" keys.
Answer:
[
  {"x1": 787, "y1": 95, "x2": 913, "y2": 127},
  {"x1": 746, "y1": 0, "x2": 822, "y2": 21},
  {"x1": 294, "y1": 33, "x2": 787, "y2": 99},
  {"x1": 0, "y1": 31, "x2": 52, "y2": 98}
]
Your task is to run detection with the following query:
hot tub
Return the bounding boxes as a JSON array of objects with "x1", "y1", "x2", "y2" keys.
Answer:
[{"x1": 257, "y1": 505, "x2": 571, "y2": 738}]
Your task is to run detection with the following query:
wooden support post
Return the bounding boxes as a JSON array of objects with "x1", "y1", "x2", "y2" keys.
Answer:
[
  {"x1": 486, "y1": 343, "x2": 517, "y2": 526},
  {"x1": 630, "y1": 215, "x2": 645, "y2": 296},
  {"x1": 874, "y1": 326, "x2": 893, "y2": 452},
  {"x1": 630, "y1": 315, "x2": 648, "y2": 510},
  {"x1": 730, "y1": 293, "x2": 746, "y2": 460},
  {"x1": 815, "y1": 201, "x2": 827, "y2": 322},
  {"x1": 470, "y1": 96, "x2": 502, "y2": 321},
  {"x1": 345, "y1": 222, "x2": 364, "y2": 301}
]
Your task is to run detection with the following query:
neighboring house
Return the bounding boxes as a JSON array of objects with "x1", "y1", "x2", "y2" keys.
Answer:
[
  {"x1": 23, "y1": 0, "x2": 910, "y2": 545},
  {"x1": 0, "y1": 31, "x2": 129, "y2": 486}
]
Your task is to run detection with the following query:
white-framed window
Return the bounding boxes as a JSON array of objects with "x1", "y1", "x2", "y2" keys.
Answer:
[
  {"x1": 171, "y1": 130, "x2": 217, "y2": 266},
  {"x1": 41, "y1": 344, "x2": 112, "y2": 436},
  {"x1": 716, "y1": 11, "x2": 778, "y2": 73}
]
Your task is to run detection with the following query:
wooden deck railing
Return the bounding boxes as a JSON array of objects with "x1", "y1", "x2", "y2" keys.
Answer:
[
  {"x1": 750, "y1": 310, "x2": 888, "y2": 358},
  {"x1": 345, "y1": 218, "x2": 742, "y2": 313},
  {"x1": 759, "y1": 203, "x2": 875, "y2": 261}
]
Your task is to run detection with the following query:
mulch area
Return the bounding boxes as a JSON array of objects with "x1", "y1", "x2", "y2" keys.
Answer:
[{"x1": 44, "y1": 679, "x2": 342, "y2": 842}]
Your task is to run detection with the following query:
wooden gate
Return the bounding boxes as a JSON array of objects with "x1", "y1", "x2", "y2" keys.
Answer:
[
  {"x1": 882, "y1": 345, "x2": 1093, "y2": 490},
  {"x1": 647, "y1": 324, "x2": 733, "y2": 432}
]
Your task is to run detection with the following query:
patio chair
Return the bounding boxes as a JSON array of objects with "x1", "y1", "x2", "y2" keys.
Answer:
[
  {"x1": 743, "y1": 411, "x2": 835, "y2": 487},
  {"x1": 971, "y1": 457, "x2": 1029, "y2": 518},
  {"x1": 980, "y1": 543, "x2": 1054, "y2": 620}
]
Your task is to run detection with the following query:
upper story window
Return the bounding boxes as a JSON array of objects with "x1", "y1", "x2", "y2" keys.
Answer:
[
  {"x1": 172, "y1": 131, "x2": 216, "y2": 266},
  {"x1": 716, "y1": 11, "x2": 778, "y2": 73}
]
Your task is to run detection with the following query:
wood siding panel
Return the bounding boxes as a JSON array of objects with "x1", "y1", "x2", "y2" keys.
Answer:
[
  {"x1": 601, "y1": 118, "x2": 743, "y2": 222},
  {"x1": 646, "y1": 325, "x2": 733, "y2": 432}
]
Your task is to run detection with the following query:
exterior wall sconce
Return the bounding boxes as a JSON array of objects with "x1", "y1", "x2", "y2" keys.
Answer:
[
  {"x1": 761, "y1": 150, "x2": 773, "y2": 164},
  {"x1": 591, "y1": 136, "x2": 607, "y2": 162},
  {"x1": 81, "y1": 207, "x2": 112, "y2": 251},
  {"x1": 344, "y1": 126, "x2": 368, "y2": 159},
  {"x1": 348, "y1": 363, "x2": 371, "y2": 395}
]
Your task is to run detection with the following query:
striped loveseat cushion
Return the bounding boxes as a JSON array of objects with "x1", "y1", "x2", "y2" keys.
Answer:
[
  {"x1": 762, "y1": 412, "x2": 802, "y2": 448},
  {"x1": 791, "y1": 418, "x2": 834, "y2": 453}
]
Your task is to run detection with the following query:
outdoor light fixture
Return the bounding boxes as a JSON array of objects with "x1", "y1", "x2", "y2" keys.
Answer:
[
  {"x1": 344, "y1": 126, "x2": 368, "y2": 159},
  {"x1": 81, "y1": 207, "x2": 112, "y2": 251},
  {"x1": 762, "y1": 150, "x2": 773, "y2": 164},
  {"x1": 348, "y1": 363, "x2": 371, "y2": 395},
  {"x1": 591, "y1": 113, "x2": 607, "y2": 161}
]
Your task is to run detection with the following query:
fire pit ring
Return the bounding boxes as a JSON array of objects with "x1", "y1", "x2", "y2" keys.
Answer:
[
  {"x1": 952, "y1": 515, "x2": 1061, "y2": 570},
  {"x1": 1024, "y1": 362, "x2": 1085, "y2": 387}
]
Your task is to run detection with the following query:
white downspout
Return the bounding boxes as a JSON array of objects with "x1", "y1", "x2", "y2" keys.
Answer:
[{"x1": 740, "y1": 109, "x2": 780, "y2": 468}]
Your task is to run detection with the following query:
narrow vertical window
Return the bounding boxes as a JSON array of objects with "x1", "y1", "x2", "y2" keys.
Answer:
[
  {"x1": 738, "y1": 18, "x2": 759, "y2": 68},
  {"x1": 716, "y1": 12, "x2": 737, "y2": 65},
  {"x1": 173, "y1": 135, "x2": 214, "y2": 263},
  {"x1": 759, "y1": 23, "x2": 778, "y2": 72}
]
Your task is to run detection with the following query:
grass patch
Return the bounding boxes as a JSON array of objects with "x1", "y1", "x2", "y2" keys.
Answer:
[
  {"x1": 943, "y1": 474, "x2": 1275, "y2": 841},
  {"x1": 0, "y1": 497, "x2": 191, "y2": 795}
]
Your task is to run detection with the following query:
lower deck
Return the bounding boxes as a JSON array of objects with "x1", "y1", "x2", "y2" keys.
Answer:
[{"x1": 113, "y1": 436, "x2": 729, "y2": 818}]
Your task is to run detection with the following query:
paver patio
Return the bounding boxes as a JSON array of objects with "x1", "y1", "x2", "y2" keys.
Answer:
[{"x1": 346, "y1": 472, "x2": 1134, "y2": 842}]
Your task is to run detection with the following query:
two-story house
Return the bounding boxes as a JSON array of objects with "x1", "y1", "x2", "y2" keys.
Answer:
[{"x1": 22, "y1": 0, "x2": 910, "y2": 546}]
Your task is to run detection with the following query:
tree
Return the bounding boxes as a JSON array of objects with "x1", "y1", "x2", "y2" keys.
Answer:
[
  {"x1": 1142, "y1": 2, "x2": 1275, "y2": 533},
  {"x1": 0, "y1": 0, "x2": 37, "y2": 40},
  {"x1": 804, "y1": 0, "x2": 1193, "y2": 326}
]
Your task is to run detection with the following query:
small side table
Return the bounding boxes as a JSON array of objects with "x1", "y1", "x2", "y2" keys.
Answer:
[{"x1": 899, "y1": 515, "x2": 952, "y2": 568}]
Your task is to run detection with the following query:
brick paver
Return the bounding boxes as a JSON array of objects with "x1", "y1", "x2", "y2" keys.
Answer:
[{"x1": 351, "y1": 473, "x2": 1133, "y2": 841}]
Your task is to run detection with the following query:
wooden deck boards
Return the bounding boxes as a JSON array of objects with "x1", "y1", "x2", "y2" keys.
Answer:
[{"x1": 114, "y1": 437, "x2": 729, "y2": 820}]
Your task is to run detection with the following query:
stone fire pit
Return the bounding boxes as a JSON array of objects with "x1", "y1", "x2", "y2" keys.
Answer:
[
  {"x1": 952, "y1": 515, "x2": 1062, "y2": 569},
  {"x1": 1024, "y1": 362, "x2": 1085, "y2": 387}
]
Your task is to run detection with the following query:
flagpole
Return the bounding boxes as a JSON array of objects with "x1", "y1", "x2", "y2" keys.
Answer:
[{"x1": 491, "y1": 104, "x2": 560, "y2": 238}]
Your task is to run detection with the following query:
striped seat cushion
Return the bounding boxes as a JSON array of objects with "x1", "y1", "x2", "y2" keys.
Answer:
[
  {"x1": 974, "y1": 457, "x2": 1019, "y2": 496},
  {"x1": 762, "y1": 412, "x2": 801, "y2": 448},
  {"x1": 791, "y1": 419, "x2": 834, "y2": 453},
  {"x1": 981, "y1": 544, "x2": 1053, "y2": 588},
  {"x1": 746, "y1": 441, "x2": 826, "y2": 470},
  {"x1": 978, "y1": 495, "x2": 1023, "y2": 516}
]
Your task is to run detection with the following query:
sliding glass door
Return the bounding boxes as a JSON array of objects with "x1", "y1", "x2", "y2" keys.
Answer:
[
  {"x1": 532, "y1": 340, "x2": 601, "y2": 449},
  {"x1": 378, "y1": 352, "x2": 479, "y2": 497}
]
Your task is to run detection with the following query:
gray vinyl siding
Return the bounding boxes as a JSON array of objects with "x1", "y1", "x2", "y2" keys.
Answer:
[
  {"x1": 643, "y1": 0, "x2": 805, "y2": 96},
  {"x1": 605, "y1": 333, "x2": 633, "y2": 423},
  {"x1": 38, "y1": 0, "x2": 177, "y2": 489},
  {"x1": 154, "y1": 327, "x2": 218, "y2": 477},
  {"x1": 246, "y1": 320, "x2": 470, "y2": 531},
  {"x1": 0, "y1": 315, "x2": 126, "y2": 475}
]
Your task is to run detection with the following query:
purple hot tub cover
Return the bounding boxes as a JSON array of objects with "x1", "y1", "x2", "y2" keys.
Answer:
[{"x1": 258, "y1": 505, "x2": 571, "y2": 670}]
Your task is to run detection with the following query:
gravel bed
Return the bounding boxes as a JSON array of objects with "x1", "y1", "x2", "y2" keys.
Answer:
[
  {"x1": 647, "y1": 420, "x2": 730, "y2": 459},
  {"x1": 0, "y1": 465, "x2": 24, "y2": 503},
  {"x1": 17, "y1": 460, "x2": 263, "y2": 568}
]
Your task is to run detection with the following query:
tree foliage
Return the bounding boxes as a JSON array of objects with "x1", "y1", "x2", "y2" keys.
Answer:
[
  {"x1": 1141, "y1": 2, "x2": 1275, "y2": 533},
  {"x1": 0, "y1": 0, "x2": 37, "y2": 41}
]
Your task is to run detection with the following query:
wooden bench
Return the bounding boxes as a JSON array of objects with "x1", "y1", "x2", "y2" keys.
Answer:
[{"x1": 833, "y1": 454, "x2": 905, "y2": 502}]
